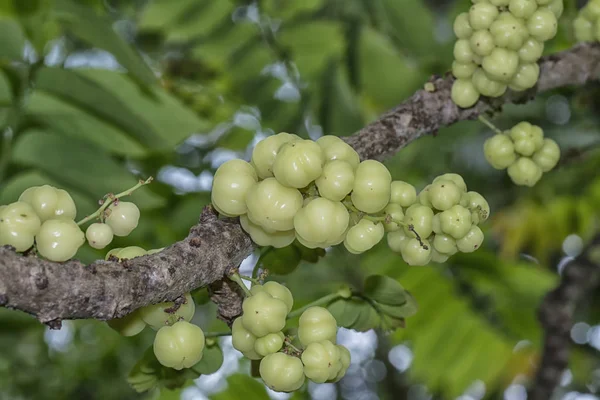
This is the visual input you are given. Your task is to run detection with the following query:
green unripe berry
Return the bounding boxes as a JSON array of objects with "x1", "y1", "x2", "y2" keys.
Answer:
[
  {"x1": 250, "y1": 281, "x2": 294, "y2": 313},
  {"x1": 254, "y1": 332, "x2": 285, "y2": 357},
  {"x1": 251, "y1": 132, "x2": 301, "y2": 179},
  {"x1": 509, "y1": 0, "x2": 538, "y2": 19},
  {"x1": 507, "y1": 157, "x2": 543, "y2": 186},
  {"x1": 351, "y1": 160, "x2": 392, "y2": 214},
  {"x1": 294, "y1": 197, "x2": 349, "y2": 248},
  {"x1": 439, "y1": 205, "x2": 473, "y2": 239},
  {"x1": 243, "y1": 349, "x2": 263, "y2": 360},
  {"x1": 328, "y1": 345, "x2": 351, "y2": 382},
  {"x1": 490, "y1": 0, "x2": 510, "y2": 6},
  {"x1": 18, "y1": 185, "x2": 77, "y2": 222},
  {"x1": 140, "y1": 292, "x2": 195, "y2": 330},
  {"x1": 241, "y1": 291, "x2": 288, "y2": 337},
  {"x1": 298, "y1": 306, "x2": 338, "y2": 346},
  {"x1": 527, "y1": 9, "x2": 557, "y2": 41},
  {"x1": 85, "y1": 223, "x2": 114, "y2": 250},
  {"x1": 456, "y1": 225, "x2": 485, "y2": 252},
  {"x1": 302, "y1": 340, "x2": 342, "y2": 383},
  {"x1": 246, "y1": 178, "x2": 303, "y2": 232},
  {"x1": 573, "y1": 16, "x2": 594, "y2": 42},
  {"x1": 542, "y1": 0, "x2": 563, "y2": 18},
  {"x1": 469, "y1": 3, "x2": 499, "y2": 30},
  {"x1": 465, "y1": 191, "x2": 490, "y2": 223},
  {"x1": 387, "y1": 229, "x2": 409, "y2": 253},
  {"x1": 401, "y1": 238, "x2": 432, "y2": 266},
  {"x1": 273, "y1": 140, "x2": 325, "y2": 188},
  {"x1": 509, "y1": 63, "x2": 540, "y2": 91},
  {"x1": 315, "y1": 160, "x2": 355, "y2": 201},
  {"x1": 316, "y1": 135, "x2": 360, "y2": 169},
  {"x1": 484, "y1": 134, "x2": 517, "y2": 169},
  {"x1": 454, "y1": 39, "x2": 476, "y2": 64},
  {"x1": 432, "y1": 213, "x2": 442, "y2": 234},
  {"x1": 482, "y1": 48, "x2": 519, "y2": 82},
  {"x1": 260, "y1": 353, "x2": 305, "y2": 393},
  {"x1": 452, "y1": 79, "x2": 480, "y2": 108},
  {"x1": 509, "y1": 122, "x2": 544, "y2": 156},
  {"x1": 105, "y1": 201, "x2": 140, "y2": 237},
  {"x1": 240, "y1": 215, "x2": 295, "y2": 248},
  {"x1": 490, "y1": 15, "x2": 528, "y2": 51},
  {"x1": 452, "y1": 61, "x2": 478, "y2": 79},
  {"x1": 383, "y1": 203, "x2": 405, "y2": 232},
  {"x1": 36, "y1": 219, "x2": 85, "y2": 262},
  {"x1": 153, "y1": 321, "x2": 205, "y2": 370},
  {"x1": 433, "y1": 173, "x2": 467, "y2": 192},
  {"x1": 0, "y1": 201, "x2": 41, "y2": 252},
  {"x1": 428, "y1": 180, "x2": 462, "y2": 211},
  {"x1": 232, "y1": 318, "x2": 257, "y2": 354},
  {"x1": 403, "y1": 204, "x2": 434, "y2": 239},
  {"x1": 470, "y1": 30, "x2": 496, "y2": 56},
  {"x1": 431, "y1": 249, "x2": 450, "y2": 263},
  {"x1": 211, "y1": 159, "x2": 258, "y2": 217},
  {"x1": 454, "y1": 12, "x2": 474, "y2": 39},
  {"x1": 343, "y1": 219, "x2": 385, "y2": 254},
  {"x1": 536, "y1": 0, "x2": 553, "y2": 5},
  {"x1": 532, "y1": 138, "x2": 560, "y2": 172},
  {"x1": 390, "y1": 181, "x2": 417, "y2": 207},
  {"x1": 418, "y1": 185, "x2": 432, "y2": 207},
  {"x1": 433, "y1": 233, "x2": 458, "y2": 255},
  {"x1": 107, "y1": 310, "x2": 146, "y2": 337},
  {"x1": 472, "y1": 68, "x2": 507, "y2": 97},
  {"x1": 582, "y1": 0, "x2": 600, "y2": 20},
  {"x1": 112, "y1": 246, "x2": 146, "y2": 260},
  {"x1": 518, "y1": 38, "x2": 544, "y2": 63}
]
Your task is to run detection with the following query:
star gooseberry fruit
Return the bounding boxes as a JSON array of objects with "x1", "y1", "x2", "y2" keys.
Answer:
[{"x1": 153, "y1": 320, "x2": 205, "y2": 370}]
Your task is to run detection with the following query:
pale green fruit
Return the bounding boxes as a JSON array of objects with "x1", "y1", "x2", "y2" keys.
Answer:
[
  {"x1": 465, "y1": 191, "x2": 490, "y2": 223},
  {"x1": 343, "y1": 219, "x2": 385, "y2": 254},
  {"x1": 418, "y1": 185, "x2": 432, "y2": 207},
  {"x1": 153, "y1": 321, "x2": 205, "y2": 370},
  {"x1": 403, "y1": 204, "x2": 434, "y2": 239},
  {"x1": 454, "y1": 12, "x2": 474, "y2": 39},
  {"x1": 243, "y1": 349, "x2": 263, "y2": 360},
  {"x1": 260, "y1": 353, "x2": 305, "y2": 393},
  {"x1": 457, "y1": 225, "x2": 485, "y2": 253},
  {"x1": 140, "y1": 292, "x2": 195, "y2": 330},
  {"x1": 490, "y1": 14, "x2": 528, "y2": 50},
  {"x1": 452, "y1": 61, "x2": 478, "y2": 79},
  {"x1": 351, "y1": 160, "x2": 391, "y2": 213},
  {"x1": 582, "y1": 0, "x2": 600, "y2": 20},
  {"x1": 507, "y1": 157, "x2": 543, "y2": 187},
  {"x1": 105, "y1": 247, "x2": 123, "y2": 260},
  {"x1": 293, "y1": 197, "x2": 349, "y2": 248},
  {"x1": 251, "y1": 132, "x2": 301, "y2": 179},
  {"x1": 232, "y1": 318, "x2": 257, "y2": 354},
  {"x1": 401, "y1": 238, "x2": 432, "y2": 266},
  {"x1": 250, "y1": 281, "x2": 294, "y2": 313},
  {"x1": 147, "y1": 247, "x2": 164, "y2": 255},
  {"x1": 509, "y1": 63, "x2": 540, "y2": 91},
  {"x1": 428, "y1": 180, "x2": 462, "y2": 211},
  {"x1": 484, "y1": 134, "x2": 517, "y2": 169},
  {"x1": 36, "y1": 219, "x2": 85, "y2": 262},
  {"x1": 542, "y1": 0, "x2": 563, "y2": 18},
  {"x1": 431, "y1": 249, "x2": 450, "y2": 263},
  {"x1": 85, "y1": 223, "x2": 114, "y2": 250},
  {"x1": 19, "y1": 185, "x2": 77, "y2": 222},
  {"x1": 468, "y1": 2, "x2": 499, "y2": 30},
  {"x1": 302, "y1": 340, "x2": 342, "y2": 383},
  {"x1": 211, "y1": 159, "x2": 258, "y2": 217},
  {"x1": 518, "y1": 38, "x2": 544, "y2": 62},
  {"x1": 390, "y1": 181, "x2": 417, "y2": 207},
  {"x1": 107, "y1": 310, "x2": 146, "y2": 337},
  {"x1": 454, "y1": 39, "x2": 476, "y2": 64},
  {"x1": 439, "y1": 205, "x2": 473, "y2": 239},
  {"x1": 329, "y1": 345, "x2": 351, "y2": 382},
  {"x1": 383, "y1": 203, "x2": 405, "y2": 232},
  {"x1": 105, "y1": 202, "x2": 140, "y2": 237},
  {"x1": 241, "y1": 291, "x2": 288, "y2": 337},
  {"x1": 470, "y1": 30, "x2": 495, "y2": 56},
  {"x1": 112, "y1": 246, "x2": 147, "y2": 260},
  {"x1": 532, "y1": 138, "x2": 560, "y2": 172},
  {"x1": 315, "y1": 160, "x2": 355, "y2": 201},
  {"x1": 0, "y1": 201, "x2": 41, "y2": 252},
  {"x1": 451, "y1": 79, "x2": 480, "y2": 108},
  {"x1": 245, "y1": 178, "x2": 303, "y2": 232},
  {"x1": 433, "y1": 233, "x2": 459, "y2": 255},
  {"x1": 509, "y1": 122, "x2": 544, "y2": 156},
  {"x1": 387, "y1": 229, "x2": 409, "y2": 253},
  {"x1": 273, "y1": 140, "x2": 325, "y2": 188},
  {"x1": 573, "y1": 16, "x2": 594, "y2": 42},
  {"x1": 255, "y1": 332, "x2": 285, "y2": 357},
  {"x1": 482, "y1": 48, "x2": 519, "y2": 82},
  {"x1": 433, "y1": 173, "x2": 467, "y2": 192},
  {"x1": 240, "y1": 215, "x2": 295, "y2": 248},
  {"x1": 472, "y1": 68, "x2": 507, "y2": 98},
  {"x1": 298, "y1": 306, "x2": 337, "y2": 346},
  {"x1": 490, "y1": 0, "x2": 510, "y2": 5},
  {"x1": 527, "y1": 9, "x2": 557, "y2": 41},
  {"x1": 509, "y1": 0, "x2": 538, "y2": 19},
  {"x1": 316, "y1": 135, "x2": 360, "y2": 169},
  {"x1": 536, "y1": 0, "x2": 553, "y2": 5}
]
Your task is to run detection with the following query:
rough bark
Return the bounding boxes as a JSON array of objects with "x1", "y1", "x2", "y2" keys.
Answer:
[{"x1": 0, "y1": 43, "x2": 599, "y2": 326}]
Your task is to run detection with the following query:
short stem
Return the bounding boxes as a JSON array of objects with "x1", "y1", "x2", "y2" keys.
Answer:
[
  {"x1": 363, "y1": 215, "x2": 387, "y2": 223},
  {"x1": 478, "y1": 115, "x2": 503, "y2": 135},
  {"x1": 343, "y1": 200, "x2": 362, "y2": 214},
  {"x1": 287, "y1": 292, "x2": 341, "y2": 320},
  {"x1": 205, "y1": 331, "x2": 232, "y2": 338},
  {"x1": 76, "y1": 177, "x2": 153, "y2": 226},
  {"x1": 229, "y1": 272, "x2": 252, "y2": 297},
  {"x1": 284, "y1": 340, "x2": 302, "y2": 354},
  {"x1": 239, "y1": 274, "x2": 260, "y2": 284}
]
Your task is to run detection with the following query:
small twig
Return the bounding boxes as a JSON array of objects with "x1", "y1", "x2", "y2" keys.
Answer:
[
  {"x1": 287, "y1": 292, "x2": 342, "y2": 320},
  {"x1": 408, "y1": 224, "x2": 429, "y2": 250},
  {"x1": 477, "y1": 115, "x2": 504, "y2": 135},
  {"x1": 228, "y1": 272, "x2": 252, "y2": 297}
]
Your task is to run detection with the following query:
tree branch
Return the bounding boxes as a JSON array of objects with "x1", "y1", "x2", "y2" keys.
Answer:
[
  {"x1": 528, "y1": 236, "x2": 600, "y2": 400},
  {"x1": 0, "y1": 43, "x2": 599, "y2": 326}
]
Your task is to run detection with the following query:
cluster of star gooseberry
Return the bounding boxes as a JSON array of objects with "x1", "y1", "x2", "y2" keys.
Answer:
[
  {"x1": 574, "y1": 0, "x2": 600, "y2": 42},
  {"x1": 0, "y1": 185, "x2": 140, "y2": 261},
  {"x1": 484, "y1": 121, "x2": 560, "y2": 186},
  {"x1": 211, "y1": 133, "x2": 490, "y2": 266},
  {"x1": 451, "y1": 0, "x2": 563, "y2": 108},
  {"x1": 232, "y1": 281, "x2": 350, "y2": 392}
]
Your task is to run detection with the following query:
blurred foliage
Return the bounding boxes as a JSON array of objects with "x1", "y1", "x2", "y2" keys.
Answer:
[{"x1": 0, "y1": 0, "x2": 599, "y2": 399}]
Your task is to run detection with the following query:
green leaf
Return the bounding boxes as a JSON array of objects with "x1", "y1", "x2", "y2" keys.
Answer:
[
  {"x1": 52, "y1": 0, "x2": 156, "y2": 85},
  {"x1": 0, "y1": 17, "x2": 25, "y2": 61},
  {"x1": 190, "y1": 342, "x2": 223, "y2": 375},
  {"x1": 11, "y1": 130, "x2": 165, "y2": 210},
  {"x1": 258, "y1": 246, "x2": 302, "y2": 276},
  {"x1": 0, "y1": 68, "x2": 12, "y2": 106},
  {"x1": 138, "y1": 0, "x2": 200, "y2": 31},
  {"x1": 295, "y1": 241, "x2": 326, "y2": 263},
  {"x1": 127, "y1": 347, "x2": 161, "y2": 393},
  {"x1": 363, "y1": 274, "x2": 408, "y2": 306},
  {"x1": 327, "y1": 298, "x2": 362, "y2": 328},
  {"x1": 210, "y1": 374, "x2": 268, "y2": 400},
  {"x1": 165, "y1": 0, "x2": 234, "y2": 44},
  {"x1": 351, "y1": 300, "x2": 381, "y2": 332}
]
